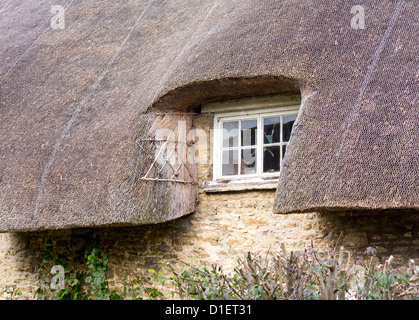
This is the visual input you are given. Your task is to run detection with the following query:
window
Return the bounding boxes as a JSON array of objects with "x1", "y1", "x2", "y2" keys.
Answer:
[
  {"x1": 218, "y1": 112, "x2": 297, "y2": 179},
  {"x1": 201, "y1": 95, "x2": 300, "y2": 189}
]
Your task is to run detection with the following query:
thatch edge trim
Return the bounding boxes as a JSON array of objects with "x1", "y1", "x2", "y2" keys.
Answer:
[
  {"x1": 147, "y1": 75, "x2": 304, "y2": 113},
  {"x1": 273, "y1": 204, "x2": 419, "y2": 215}
]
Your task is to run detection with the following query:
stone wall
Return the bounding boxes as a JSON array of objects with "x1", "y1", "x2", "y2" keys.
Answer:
[
  {"x1": 1, "y1": 206, "x2": 418, "y2": 299},
  {"x1": 0, "y1": 112, "x2": 418, "y2": 299}
]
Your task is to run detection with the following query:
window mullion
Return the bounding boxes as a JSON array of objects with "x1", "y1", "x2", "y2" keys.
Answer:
[
  {"x1": 238, "y1": 120, "x2": 241, "y2": 176},
  {"x1": 218, "y1": 119, "x2": 222, "y2": 178},
  {"x1": 280, "y1": 116, "x2": 283, "y2": 165},
  {"x1": 258, "y1": 115, "x2": 263, "y2": 175},
  {"x1": 214, "y1": 105, "x2": 299, "y2": 180}
]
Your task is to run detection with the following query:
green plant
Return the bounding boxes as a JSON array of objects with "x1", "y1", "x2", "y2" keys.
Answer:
[
  {"x1": 34, "y1": 235, "x2": 123, "y2": 300},
  {"x1": 163, "y1": 245, "x2": 419, "y2": 300},
  {"x1": 34, "y1": 234, "x2": 164, "y2": 300},
  {"x1": 83, "y1": 244, "x2": 122, "y2": 300},
  {"x1": 355, "y1": 255, "x2": 419, "y2": 300},
  {"x1": 121, "y1": 269, "x2": 164, "y2": 300},
  {"x1": 2, "y1": 286, "x2": 22, "y2": 300},
  {"x1": 33, "y1": 237, "x2": 418, "y2": 300}
]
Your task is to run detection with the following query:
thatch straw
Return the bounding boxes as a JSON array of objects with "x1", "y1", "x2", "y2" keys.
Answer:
[{"x1": 0, "y1": 0, "x2": 417, "y2": 231}]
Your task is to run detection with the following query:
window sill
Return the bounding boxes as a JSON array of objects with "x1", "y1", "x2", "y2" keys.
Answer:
[{"x1": 202, "y1": 178, "x2": 279, "y2": 193}]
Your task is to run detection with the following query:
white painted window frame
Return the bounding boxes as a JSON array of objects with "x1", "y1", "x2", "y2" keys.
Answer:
[{"x1": 201, "y1": 95, "x2": 300, "y2": 188}]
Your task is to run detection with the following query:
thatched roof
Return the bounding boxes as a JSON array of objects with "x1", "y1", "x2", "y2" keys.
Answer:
[
  {"x1": 0, "y1": 0, "x2": 417, "y2": 231},
  {"x1": 273, "y1": 0, "x2": 418, "y2": 214}
]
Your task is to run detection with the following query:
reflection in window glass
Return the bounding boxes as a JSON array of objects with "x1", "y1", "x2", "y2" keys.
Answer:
[
  {"x1": 283, "y1": 115, "x2": 297, "y2": 142},
  {"x1": 263, "y1": 117, "x2": 281, "y2": 144},
  {"x1": 263, "y1": 146, "x2": 281, "y2": 173},
  {"x1": 223, "y1": 121, "x2": 238, "y2": 148},
  {"x1": 241, "y1": 148, "x2": 256, "y2": 174},
  {"x1": 217, "y1": 109, "x2": 298, "y2": 179},
  {"x1": 222, "y1": 149, "x2": 238, "y2": 176}
]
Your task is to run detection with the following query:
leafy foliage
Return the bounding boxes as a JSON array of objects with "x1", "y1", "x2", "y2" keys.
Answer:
[
  {"x1": 33, "y1": 234, "x2": 162, "y2": 300},
  {"x1": 2, "y1": 286, "x2": 22, "y2": 300},
  {"x1": 164, "y1": 245, "x2": 419, "y2": 300},
  {"x1": 34, "y1": 235, "x2": 120, "y2": 300},
  {"x1": 31, "y1": 237, "x2": 418, "y2": 300}
]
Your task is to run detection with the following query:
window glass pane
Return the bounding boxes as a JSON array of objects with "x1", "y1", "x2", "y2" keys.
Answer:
[
  {"x1": 222, "y1": 150, "x2": 238, "y2": 176},
  {"x1": 264, "y1": 117, "x2": 281, "y2": 144},
  {"x1": 223, "y1": 121, "x2": 238, "y2": 148},
  {"x1": 263, "y1": 146, "x2": 281, "y2": 173},
  {"x1": 283, "y1": 115, "x2": 297, "y2": 142},
  {"x1": 241, "y1": 119, "x2": 257, "y2": 146},
  {"x1": 241, "y1": 148, "x2": 256, "y2": 175}
]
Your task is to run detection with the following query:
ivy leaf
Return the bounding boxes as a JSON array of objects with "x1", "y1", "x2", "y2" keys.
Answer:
[
  {"x1": 378, "y1": 277, "x2": 387, "y2": 287},
  {"x1": 94, "y1": 276, "x2": 103, "y2": 287}
]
